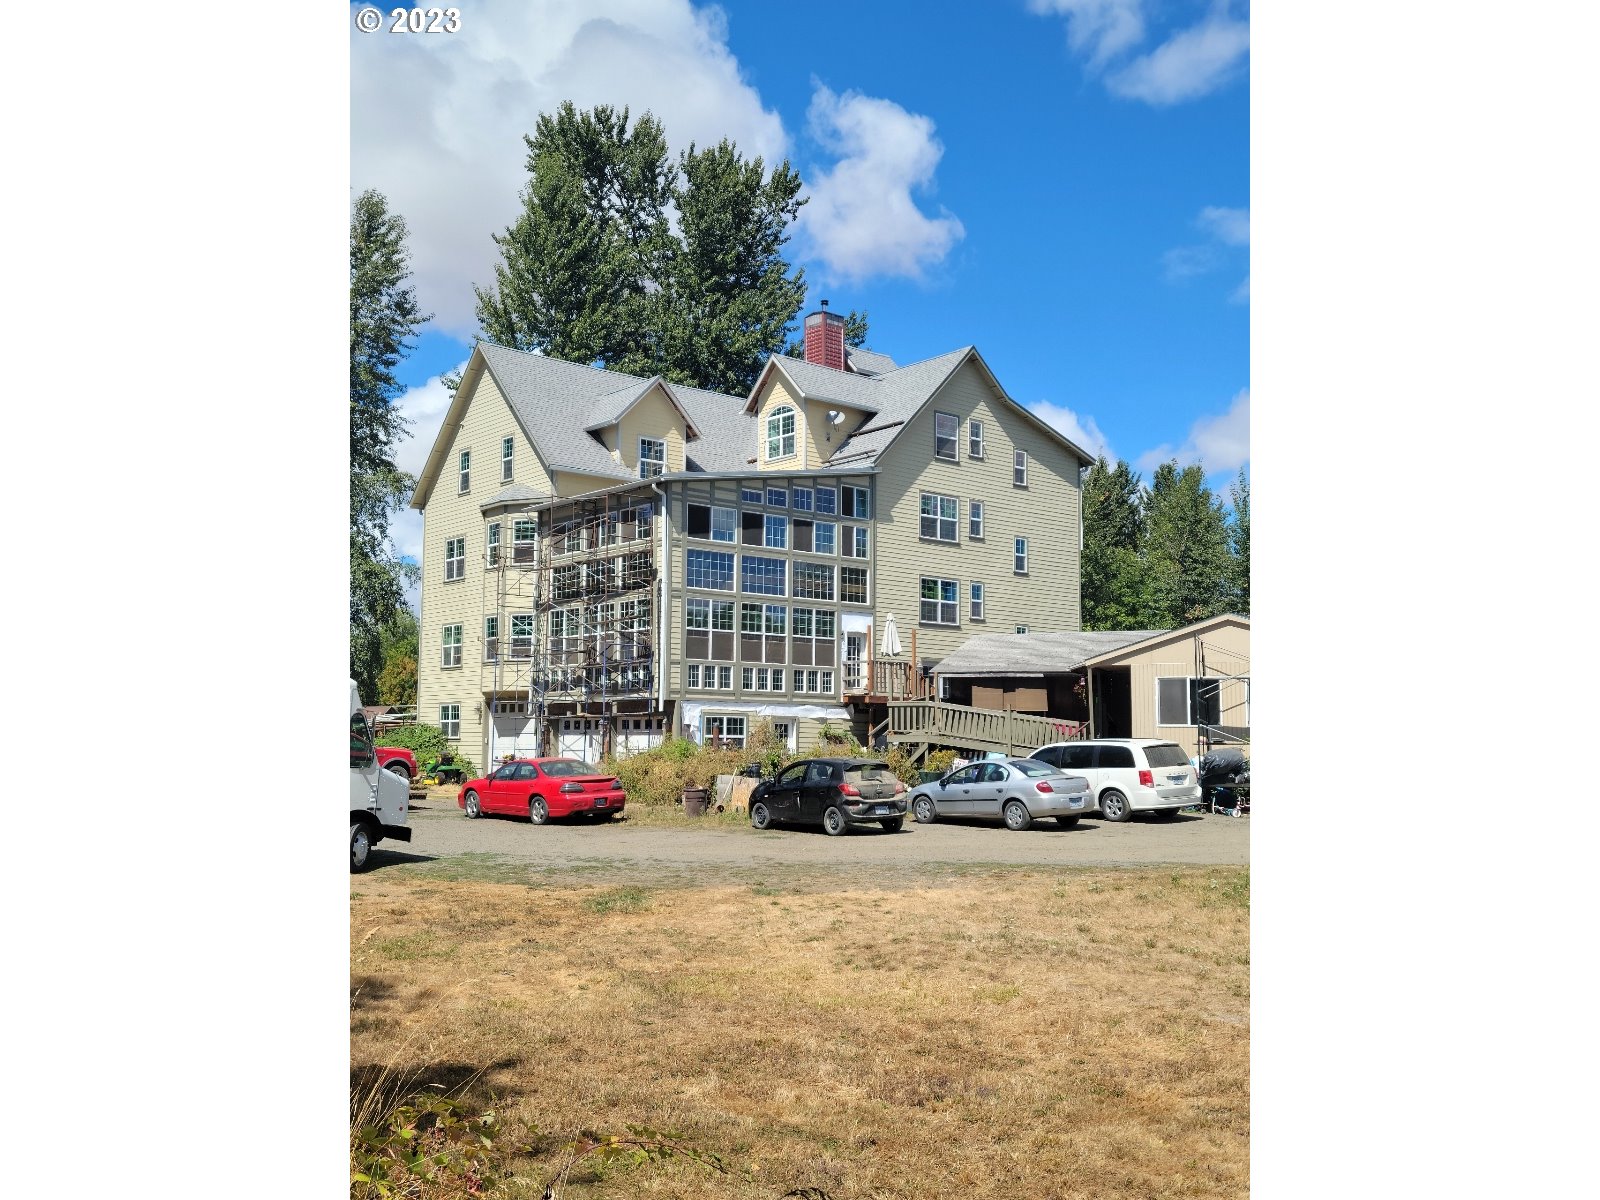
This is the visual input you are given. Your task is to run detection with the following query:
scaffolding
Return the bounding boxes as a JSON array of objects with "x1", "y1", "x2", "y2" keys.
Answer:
[
  {"x1": 480, "y1": 489, "x2": 663, "y2": 761},
  {"x1": 1194, "y1": 634, "x2": 1251, "y2": 759}
]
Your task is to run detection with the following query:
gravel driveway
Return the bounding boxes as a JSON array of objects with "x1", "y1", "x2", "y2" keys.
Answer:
[{"x1": 370, "y1": 794, "x2": 1249, "y2": 880}]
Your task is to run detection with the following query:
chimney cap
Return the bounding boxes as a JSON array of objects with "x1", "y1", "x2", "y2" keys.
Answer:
[{"x1": 820, "y1": 298, "x2": 829, "y2": 309}]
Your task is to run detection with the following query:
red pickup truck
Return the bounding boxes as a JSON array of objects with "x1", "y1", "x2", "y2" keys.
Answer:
[{"x1": 375, "y1": 746, "x2": 418, "y2": 782}]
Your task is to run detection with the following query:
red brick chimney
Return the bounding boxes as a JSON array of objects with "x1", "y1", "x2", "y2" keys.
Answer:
[{"x1": 803, "y1": 301, "x2": 847, "y2": 371}]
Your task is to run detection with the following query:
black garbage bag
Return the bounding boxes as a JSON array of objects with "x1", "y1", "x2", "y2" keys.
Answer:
[{"x1": 1198, "y1": 748, "x2": 1248, "y2": 787}]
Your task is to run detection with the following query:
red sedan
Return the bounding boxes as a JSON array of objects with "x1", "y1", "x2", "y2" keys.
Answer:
[{"x1": 458, "y1": 758, "x2": 627, "y2": 824}]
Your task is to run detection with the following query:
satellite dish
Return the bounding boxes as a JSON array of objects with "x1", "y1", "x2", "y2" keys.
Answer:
[{"x1": 827, "y1": 409, "x2": 844, "y2": 425}]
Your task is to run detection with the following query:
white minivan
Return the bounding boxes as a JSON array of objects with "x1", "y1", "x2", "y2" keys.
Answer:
[
  {"x1": 350, "y1": 681, "x2": 412, "y2": 871},
  {"x1": 1028, "y1": 739, "x2": 1201, "y2": 821}
]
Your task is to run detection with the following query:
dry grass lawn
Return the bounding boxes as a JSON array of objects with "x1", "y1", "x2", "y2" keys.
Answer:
[{"x1": 351, "y1": 864, "x2": 1248, "y2": 1198}]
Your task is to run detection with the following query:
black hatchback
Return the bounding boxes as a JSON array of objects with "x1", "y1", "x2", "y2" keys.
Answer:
[{"x1": 749, "y1": 757, "x2": 908, "y2": 835}]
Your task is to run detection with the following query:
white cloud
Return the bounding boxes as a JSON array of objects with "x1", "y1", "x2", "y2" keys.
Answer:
[
  {"x1": 1027, "y1": 0, "x2": 1146, "y2": 70},
  {"x1": 1231, "y1": 274, "x2": 1250, "y2": 304},
  {"x1": 1162, "y1": 244, "x2": 1219, "y2": 281},
  {"x1": 795, "y1": 84, "x2": 965, "y2": 283},
  {"x1": 1028, "y1": 400, "x2": 1114, "y2": 462},
  {"x1": 1107, "y1": 14, "x2": 1250, "y2": 106},
  {"x1": 1198, "y1": 205, "x2": 1249, "y2": 246},
  {"x1": 351, "y1": 1, "x2": 786, "y2": 335},
  {"x1": 1029, "y1": 2, "x2": 1248, "y2": 106},
  {"x1": 1135, "y1": 388, "x2": 1250, "y2": 476}
]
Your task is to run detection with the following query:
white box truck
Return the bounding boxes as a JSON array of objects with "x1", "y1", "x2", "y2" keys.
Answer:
[{"x1": 350, "y1": 680, "x2": 411, "y2": 871}]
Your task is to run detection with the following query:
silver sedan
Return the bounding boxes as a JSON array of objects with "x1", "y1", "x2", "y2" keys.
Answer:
[{"x1": 909, "y1": 759, "x2": 1095, "y2": 830}]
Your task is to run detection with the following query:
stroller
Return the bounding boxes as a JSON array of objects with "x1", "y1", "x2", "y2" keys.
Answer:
[{"x1": 1197, "y1": 749, "x2": 1250, "y2": 815}]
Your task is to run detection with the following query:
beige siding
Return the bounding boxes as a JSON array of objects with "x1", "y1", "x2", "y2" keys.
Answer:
[
  {"x1": 615, "y1": 385, "x2": 687, "y2": 476},
  {"x1": 1094, "y1": 619, "x2": 1251, "y2": 759},
  {"x1": 417, "y1": 370, "x2": 552, "y2": 769},
  {"x1": 871, "y1": 358, "x2": 1085, "y2": 665},
  {"x1": 753, "y1": 376, "x2": 804, "y2": 469}
]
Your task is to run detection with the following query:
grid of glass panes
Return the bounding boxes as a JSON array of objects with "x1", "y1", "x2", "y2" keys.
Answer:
[
  {"x1": 687, "y1": 549, "x2": 735, "y2": 591},
  {"x1": 920, "y1": 578, "x2": 958, "y2": 625}
]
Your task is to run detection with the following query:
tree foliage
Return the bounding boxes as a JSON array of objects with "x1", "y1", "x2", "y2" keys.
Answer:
[
  {"x1": 375, "y1": 610, "x2": 418, "y2": 707},
  {"x1": 475, "y1": 103, "x2": 822, "y2": 395},
  {"x1": 1080, "y1": 456, "x2": 1247, "y2": 631},
  {"x1": 351, "y1": 188, "x2": 427, "y2": 696}
]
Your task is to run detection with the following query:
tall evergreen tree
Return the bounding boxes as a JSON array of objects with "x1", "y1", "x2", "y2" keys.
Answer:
[
  {"x1": 351, "y1": 188, "x2": 428, "y2": 696},
  {"x1": 474, "y1": 104, "x2": 823, "y2": 394},
  {"x1": 1227, "y1": 468, "x2": 1250, "y2": 615},
  {"x1": 1080, "y1": 455, "x2": 1147, "y2": 630},
  {"x1": 1140, "y1": 461, "x2": 1232, "y2": 628}
]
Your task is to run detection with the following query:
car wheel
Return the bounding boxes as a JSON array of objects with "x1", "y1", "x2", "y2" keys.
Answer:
[
  {"x1": 1056, "y1": 816, "x2": 1079, "y2": 828},
  {"x1": 1002, "y1": 800, "x2": 1033, "y2": 831},
  {"x1": 350, "y1": 822, "x2": 373, "y2": 873},
  {"x1": 912, "y1": 795, "x2": 936, "y2": 824},
  {"x1": 881, "y1": 816, "x2": 904, "y2": 833},
  {"x1": 529, "y1": 797, "x2": 549, "y2": 825},
  {"x1": 1099, "y1": 789, "x2": 1132, "y2": 822},
  {"x1": 750, "y1": 800, "x2": 773, "y2": 830},
  {"x1": 384, "y1": 762, "x2": 410, "y2": 782},
  {"x1": 822, "y1": 806, "x2": 848, "y2": 836},
  {"x1": 463, "y1": 791, "x2": 481, "y2": 819}
]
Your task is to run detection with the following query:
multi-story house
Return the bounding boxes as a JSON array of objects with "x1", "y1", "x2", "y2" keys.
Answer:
[{"x1": 410, "y1": 307, "x2": 1093, "y2": 765}]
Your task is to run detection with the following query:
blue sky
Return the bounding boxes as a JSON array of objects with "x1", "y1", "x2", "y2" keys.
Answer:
[{"x1": 352, "y1": 0, "x2": 1249, "y2": 571}]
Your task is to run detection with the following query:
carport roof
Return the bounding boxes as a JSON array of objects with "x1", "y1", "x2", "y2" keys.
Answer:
[{"x1": 934, "y1": 630, "x2": 1166, "y2": 678}]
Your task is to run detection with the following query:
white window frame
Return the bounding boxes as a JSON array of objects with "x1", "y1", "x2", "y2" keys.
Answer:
[
  {"x1": 920, "y1": 492, "x2": 958, "y2": 543},
  {"x1": 441, "y1": 624, "x2": 462, "y2": 668},
  {"x1": 701, "y1": 713, "x2": 748, "y2": 747},
  {"x1": 814, "y1": 486, "x2": 837, "y2": 515},
  {"x1": 486, "y1": 522, "x2": 501, "y2": 567},
  {"x1": 764, "y1": 513, "x2": 788, "y2": 549},
  {"x1": 970, "y1": 582, "x2": 985, "y2": 622},
  {"x1": 510, "y1": 614, "x2": 533, "y2": 659},
  {"x1": 483, "y1": 615, "x2": 499, "y2": 661},
  {"x1": 920, "y1": 577, "x2": 959, "y2": 626},
  {"x1": 969, "y1": 500, "x2": 985, "y2": 540},
  {"x1": 842, "y1": 485, "x2": 870, "y2": 518},
  {"x1": 444, "y1": 536, "x2": 465, "y2": 582},
  {"x1": 1016, "y1": 625, "x2": 1030, "y2": 635},
  {"x1": 1014, "y1": 537, "x2": 1029, "y2": 575},
  {"x1": 501, "y1": 436, "x2": 514, "y2": 482},
  {"x1": 766, "y1": 486, "x2": 788, "y2": 508},
  {"x1": 458, "y1": 449, "x2": 471, "y2": 493},
  {"x1": 740, "y1": 555, "x2": 787, "y2": 596},
  {"x1": 842, "y1": 524, "x2": 869, "y2": 559},
  {"x1": 686, "y1": 549, "x2": 736, "y2": 591},
  {"x1": 968, "y1": 419, "x2": 985, "y2": 459},
  {"x1": 1013, "y1": 449, "x2": 1028, "y2": 488},
  {"x1": 638, "y1": 436, "x2": 666, "y2": 479},
  {"x1": 439, "y1": 704, "x2": 460, "y2": 739},
  {"x1": 840, "y1": 565, "x2": 869, "y2": 605},
  {"x1": 512, "y1": 518, "x2": 537, "y2": 564},
  {"x1": 792, "y1": 486, "x2": 813, "y2": 512},
  {"x1": 934, "y1": 411, "x2": 959, "y2": 462},
  {"x1": 765, "y1": 406, "x2": 796, "y2": 460},
  {"x1": 1155, "y1": 676, "x2": 1229, "y2": 728},
  {"x1": 813, "y1": 521, "x2": 837, "y2": 556}
]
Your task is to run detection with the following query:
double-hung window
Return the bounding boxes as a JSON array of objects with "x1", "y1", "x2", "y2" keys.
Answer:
[
  {"x1": 968, "y1": 420, "x2": 985, "y2": 459},
  {"x1": 510, "y1": 614, "x2": 533, "y2": 659},
  {"x1": 813, "y1": 521, "x2": 837, "y2": 556},
  {"x1": 814, "y1": 486, "x2": 837, "y2": 515},
  {"x1": 766, "y1": 406, "x2": 796, "y2": 460},
  {"x1": 792, "y1": 487, "x2": 813, "y2": 512},
  {"x1": 792, "y1": 668, "x2": 835, "y2": 695},
  {"x1": 458, "y1": 450, "x2": 471, "y2": 493},
  {"x1": 842, "y1": 485, "x2": 870, "y2": 518},
  {"x1": 1014, "y1": 537, "x2": 1029, "y2": 575},
  {"x1": 501, "y1": 436, "x2": 514, "y2": 482},
  {"x1": 970, "y1": 582, "x2": 985, "y2": 622},
  {"x1": 483, "y1": 616, "x2": 499, "y2": 661},
  {"x1": 441, "y1": 624, "x2": 462, "y2": 668},
  {"x1": 444, "y1": 536, "x2": 465, "y2": 581},
  {"x1": 486, "y1": 522, "x2": 501, "y2": 567},
  {"x1": 920, "y1": 493, "x2": 958, "y2": 542},
  {"x1": 764, "y1": 514, "x2": 788, "y2": 549},
  {"x1": 687, "y1": 503, "x2": 737, "y2": 544},
  {"x1": 1013, "y1": 450, "x2": 1028, "y2": 488},
  {"x1": 934, "y1": 412, "x2": 959, "y2": 461},
  {"x1": 511, "y1": 519, "x2": 536, "y2": 564},
  {"x1": 968, "y1": 500, "x2": 985, "y2": 540},
  {"x1": 842, "y1": 524, "x2": 869, "y2": 558},
  {"x1": 439, "y1": 704, "x2": 460, "y2": 739},
  {"x1": 920, "y1": 578, "x2": 959, "y2": 625},
  {"x1": 638, "y1": 437, "x2": 665, "y2": 478}
]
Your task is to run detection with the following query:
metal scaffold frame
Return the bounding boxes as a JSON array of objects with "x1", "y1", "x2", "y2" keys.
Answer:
[
  {"x1": 480, "y1": 489, "x2": 662, "y2": 761},
  {"x1": 1194, "y1": 634, "x2": 1250, "y2": 759}
]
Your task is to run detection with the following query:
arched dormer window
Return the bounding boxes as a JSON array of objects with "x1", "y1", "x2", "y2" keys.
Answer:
[{"x1": 766, "y1": 405, "x2": 796, "y2": 460}]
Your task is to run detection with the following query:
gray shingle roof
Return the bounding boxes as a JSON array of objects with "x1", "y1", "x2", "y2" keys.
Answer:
[
  {"x1": 479, "y1": 483, "x2": 544, "y2": 510},
  {"x1": 845, "y1": 346, "x2": 898, "y2": 376},
  {"x1": 933, "y1": 630, "x2": 1168, "y2": 677}
]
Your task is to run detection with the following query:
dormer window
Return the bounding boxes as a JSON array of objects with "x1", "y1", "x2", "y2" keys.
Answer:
[
  {"x1": 639, "y1": 437, "x2": 665, "y2": 479},
  {"x1": 766, "y1": 405, "x2": 796, "y2": 460}
]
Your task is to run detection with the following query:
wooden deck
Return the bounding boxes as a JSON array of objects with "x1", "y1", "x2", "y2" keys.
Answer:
[{"x1": 885, "y1": 700, "x2": 1084, "y2": 759}]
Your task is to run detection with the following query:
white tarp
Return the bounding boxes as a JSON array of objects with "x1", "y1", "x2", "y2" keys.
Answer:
[{"x1": 679, "y1": 700, "x2": 853, "y2": 743}]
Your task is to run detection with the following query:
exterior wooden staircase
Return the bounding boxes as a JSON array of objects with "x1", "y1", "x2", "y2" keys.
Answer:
[{"x1": 882, "y1": 700, "x2": 1085, "y2": 762}]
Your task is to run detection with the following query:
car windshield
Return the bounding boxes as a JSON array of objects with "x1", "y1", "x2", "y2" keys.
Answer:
[
  {"x1": 541, "y1": 759, "x2": 597, "y2": 777},
  {"x1": 844, "y1": 763, "x2": 895, "y2": 784},
  {"x1": 1143, "y1": 744, "x2": 1190, "y2": 768},
  {"x1": 1010, "y1": 759, "x2": 1057, "y2": 778}
]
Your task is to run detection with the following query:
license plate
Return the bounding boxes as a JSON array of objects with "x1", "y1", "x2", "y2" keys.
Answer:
[
  {"x1": 1069, "y1": 796, "x2": 1085, "y2": 808},
  {"x1": 594, "y1": 797, "x2": 608, "y2": 807},
  {"x1": 873, "y1": 805, "x2": 892, "y2": 814}
]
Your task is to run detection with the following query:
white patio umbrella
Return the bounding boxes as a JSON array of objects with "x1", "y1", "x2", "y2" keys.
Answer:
[{"x1": 880, "y1": 613, "x2": 903, "y2": 657}]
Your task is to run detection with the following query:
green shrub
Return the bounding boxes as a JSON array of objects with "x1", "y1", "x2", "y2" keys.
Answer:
[
  {"x1": 375, "y1": 724, "x2": 476, "y2": 778},
  {"x1": 924, "y1": 748, "x2": 958, "y2": 776}
]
